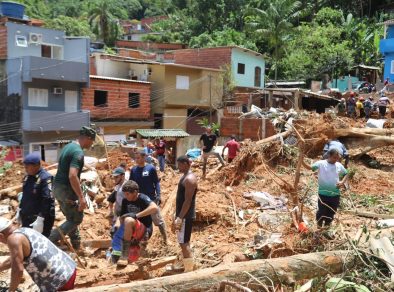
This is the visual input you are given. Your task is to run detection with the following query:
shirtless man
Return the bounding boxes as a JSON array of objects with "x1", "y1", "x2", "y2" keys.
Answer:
[{"x1": 173, "y1": 156, "x2": 198, "y2": 272}]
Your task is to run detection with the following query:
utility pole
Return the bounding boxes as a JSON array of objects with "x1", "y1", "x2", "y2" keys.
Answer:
[{"x1": 209, "y1": 74, "x2": 212, "y2": 124}]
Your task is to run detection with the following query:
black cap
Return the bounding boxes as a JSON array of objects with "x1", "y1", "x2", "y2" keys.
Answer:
[
  {"x1": 177, "y1": 155, "x2": 190, "y2": 164},
  {"x1": 80, "y1": 126, "x2": 96, "y2": 139}
]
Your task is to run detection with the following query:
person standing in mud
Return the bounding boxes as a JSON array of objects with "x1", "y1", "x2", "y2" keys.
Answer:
[
  {"x1": 310, "y1": 149, "x2": 348, "y2": 228},
  {"x1": 49, "y1": 126, "x2": 96, "y2": 251},
  {"x1": 173, "y1": 155, "x2": 197, "y2": 272}
]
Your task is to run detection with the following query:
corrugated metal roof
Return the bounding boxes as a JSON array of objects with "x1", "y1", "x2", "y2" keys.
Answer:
[{"x1": 136, "y1": 129, "x2": 189, "y2": 138}]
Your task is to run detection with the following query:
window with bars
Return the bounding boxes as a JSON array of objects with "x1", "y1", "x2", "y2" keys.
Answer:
[{"x1": 129, "y1": 92, "x2": 140, "y2": 108}]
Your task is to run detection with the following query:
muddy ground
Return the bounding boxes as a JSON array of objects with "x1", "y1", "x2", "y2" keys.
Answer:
[{"x1": 0, "y1": 115, "x2": 394, "y2": 290}]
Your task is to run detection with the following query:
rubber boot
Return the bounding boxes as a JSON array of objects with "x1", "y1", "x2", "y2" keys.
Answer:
[
  {"x1": 159, "y1": 223, "x2": 168, "y2": 245},
  {"x1": 117, "y1": 239, "x2": 131, "y2": 267},
  {"x1": 183, "y1": 257, "x2": 194, "y2": 272}
]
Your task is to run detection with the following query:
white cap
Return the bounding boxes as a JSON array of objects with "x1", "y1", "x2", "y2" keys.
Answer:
[{"x1": 0, "y1": 217, "x2": 12, "y2": 232}]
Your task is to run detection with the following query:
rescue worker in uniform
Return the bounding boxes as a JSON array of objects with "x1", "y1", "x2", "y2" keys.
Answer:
[
  {"x1": 18, "y1": 152, "x2": 55, "y2": 238},
  {"x1": 49, "y1": 126, "x2": 96, "y2": 250}
]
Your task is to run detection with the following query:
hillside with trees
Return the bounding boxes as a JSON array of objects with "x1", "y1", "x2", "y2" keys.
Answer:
[{"x1": 16, "y1": 0, "x2": 394, "y2": 80}]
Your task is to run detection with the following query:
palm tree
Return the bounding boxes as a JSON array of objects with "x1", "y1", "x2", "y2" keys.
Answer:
[
  {"x1": 246, "y1": 0, "x2": 303, "y2": 81},
  {"x1": 89, "y1": 0, "x2": 120, "y2": 46}
]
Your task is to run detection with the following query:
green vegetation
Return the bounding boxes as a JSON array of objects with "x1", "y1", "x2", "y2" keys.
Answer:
[{"x1": 17, "y1": 0, "x2": 394, "y2": 80}]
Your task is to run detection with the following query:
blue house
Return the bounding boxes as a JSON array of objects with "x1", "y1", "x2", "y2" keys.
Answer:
[
  {"x1": 380, "y1": 20, "x2": 394, "y2": 82},
  {"x1": 0, "y1": 9, "x2": 90, "y2": 160}
]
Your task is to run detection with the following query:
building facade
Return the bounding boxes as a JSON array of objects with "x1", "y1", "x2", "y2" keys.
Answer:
[
  {"x1": 0, "y1": 17, "x2": 90, "y2": 160},
  {"x1": 83, "y1": 54, "x2": 153, "y2": 141},
  {"x1": 380, "y1": 20, "x2": 394, "y2": 82},
  {"x1": 171, "y1": 46, "x2": 265, "y2": 89}
]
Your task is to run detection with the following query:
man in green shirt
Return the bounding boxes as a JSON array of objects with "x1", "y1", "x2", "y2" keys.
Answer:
[{"x1": 49, "y1": 126, "x2": 96, "y2": 250}]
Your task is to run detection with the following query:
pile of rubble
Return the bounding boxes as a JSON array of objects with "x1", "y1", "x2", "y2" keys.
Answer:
[{"x1": 2, "y1": 112, "x2": 394, "y2": 291}]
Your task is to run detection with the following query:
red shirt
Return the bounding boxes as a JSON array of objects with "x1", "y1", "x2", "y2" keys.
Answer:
[{"x1": 225, "y1": 140, "x2": 240, "y2": 159}]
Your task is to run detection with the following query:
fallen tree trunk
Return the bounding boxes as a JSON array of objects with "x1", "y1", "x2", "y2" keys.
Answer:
[
  {"x1": 75, "y1": 250, "x2": 357, "y2": 292},
  {"x1": 256, "y1": 129, "x2": 291, "y2": 145},
  {"x1": 335, "y1": 128, "x2": 394, "y2": 138}
]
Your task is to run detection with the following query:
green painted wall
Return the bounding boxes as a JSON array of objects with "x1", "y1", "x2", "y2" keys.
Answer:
[{"x1": 231, "y1": 48, "x2": 265, "y2": 88}]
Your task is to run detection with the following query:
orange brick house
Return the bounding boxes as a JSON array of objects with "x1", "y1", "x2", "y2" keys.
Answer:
[{"x1": 82, "y1": 75, "x2": 153, "y2": 140}]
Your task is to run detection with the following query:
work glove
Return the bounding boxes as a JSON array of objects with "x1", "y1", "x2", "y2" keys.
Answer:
[
  {"x1": 30, "y1": 216, "x2": 44, "y2": 234},
  {"x1": 174, "y1": 217, "x2": 183, "y2": 232},
  {"x1": 15, "y1": 208, "x2": 21, "y2": 224}
]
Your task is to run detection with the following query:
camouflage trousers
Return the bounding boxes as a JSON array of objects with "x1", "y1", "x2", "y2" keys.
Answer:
[{"x1": 48, "y1": 183, "x2": 84, "y2": 249}]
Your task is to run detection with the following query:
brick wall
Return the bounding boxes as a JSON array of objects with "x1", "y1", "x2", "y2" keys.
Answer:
[
  {"x1": 172, "y1": 47, "x2": 232, "y2": 69},
  {"x1": 118, "y1": 48, "x2": 157, "y2": 60},
  {"x1": 82, "y1": 78, "x2": 151, "y2": 120},
  {"x1": 89, "y1": 56, "x2": 97, "y2": 75},
  {"x1": 221, "y1": 117, "x2": 275, "y2": 141},
  {"x1": 116, "y1": 40, "x2": 187, "y2": 51},
  {"x1": 0, "y1": 25, "x2": 7, "y2": 59}
]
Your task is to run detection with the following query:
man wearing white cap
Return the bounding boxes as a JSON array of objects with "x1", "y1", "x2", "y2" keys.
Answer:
[{"x1": 0, "y1": 217, "x2": 77, "y2": 291}]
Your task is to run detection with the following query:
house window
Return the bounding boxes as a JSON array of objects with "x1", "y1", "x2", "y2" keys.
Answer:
[
  {"x1": 254, "y1": 66, "x2": 262, "y2": 87},
  {"x1": 129, "y1": 93, "x2": 140, "y2": 108},
  {"x1": 176, "y1": 75, "x2": 189, "y2": 90},
  {"x1": 391, "y1": 60, "x2": 394, "y2": 74},
  {"x1": 94, "y1": 90, "x2": 107, "y2": 107},
  {"x1": 15, "y1": 35, "x2": 27, "y2": 47},
  {"x1": 237, "y1": 63, "x2": 245, "y2": 74},
  {"x1": 41, "y1": 45, "x2": 51, "y2": 58},
  {"x1": 28, "y1": 88, "x2": 48, "y2": 107},
  {"x1": 41, "y1": 45, "x2": 63, "y2": 60}
]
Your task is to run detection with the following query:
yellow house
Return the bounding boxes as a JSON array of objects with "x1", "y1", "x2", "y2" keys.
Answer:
[{"x1": 148, "y1": 63, "x2": 223, "y2": 132}]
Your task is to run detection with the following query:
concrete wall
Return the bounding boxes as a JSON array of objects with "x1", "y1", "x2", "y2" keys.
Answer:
[
  {"x1": 22, "y1": 56, "x2": 88, "y2": 84},
  {"x1": 22, "y1": 109, "x2": 90, "y2": 131},
  {"x1": 22, "y1": 79, "x2": 81, "y2": 111},
  {"x1": 149, "y1": 65, "x2": 222, "y2": 108},
  {"x1": 163, "y1": 108, "x2": 187, "y2": 130},
  {"x1": 6, "y1": 22, "x2": 89, "y2": 63},
  {"x1": 148, "y1": 64, "x2": 166, "y2": 114},
  {"x1": 231, "y1": 47, "x2": 265, "y2": 89},
  {"x1": 0, "y1": 60, "x2": 21, "y2": 142}
]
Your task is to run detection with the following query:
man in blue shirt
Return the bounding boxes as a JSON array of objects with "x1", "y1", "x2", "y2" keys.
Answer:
[{"x1": 130, "y1": 151, "x2": 167, "y2": 244}]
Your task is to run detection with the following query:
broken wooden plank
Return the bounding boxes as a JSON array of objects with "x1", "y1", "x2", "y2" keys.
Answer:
[
  {"x1": 82, "y1": 239, "x2": 111, "y2": 249},
  {"x1": 73, "y1": 250, "x2": 357, "y2": 292}
]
